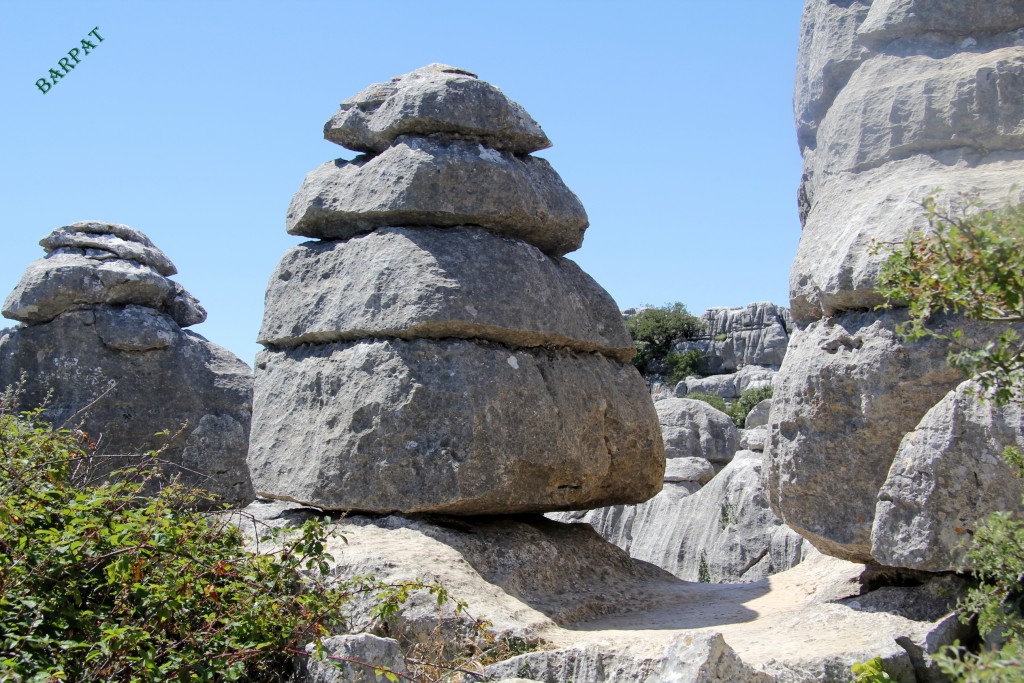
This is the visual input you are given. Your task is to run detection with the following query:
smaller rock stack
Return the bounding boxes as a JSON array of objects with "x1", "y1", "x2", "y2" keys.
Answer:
[
  {"x1": 249, "y1": 64, "x2": 664, "y2": 515},
  {"x1": 0, "y1": 221, "x2": 254, "y2": 505}
]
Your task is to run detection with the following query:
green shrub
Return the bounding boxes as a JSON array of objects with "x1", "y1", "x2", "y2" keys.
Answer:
[
  {"x1": 626, "y1": 303, "x2": 705, "y2": 375},
  {"x1": 686, "y1": 386, "x2": 773, "y2": 427},
  {"x1": 0, "y1": 405, "x2": 468, "y2": 682},
  {"x1": 851, "y1": 657, "x2": 893, "y2": 682},
  {"x1": 686, "y1": 392, "x2": 727, "y2": 413},
  {"x1": 729, "y1": 385, "x2": 773, "y2": 427},
  {"x1": 665, "y1": 349, "x2": 704, "y2": 384}
]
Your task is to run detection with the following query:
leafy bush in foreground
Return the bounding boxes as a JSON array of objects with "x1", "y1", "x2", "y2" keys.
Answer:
[{"x1": 0, "y1": 405, "x2": 469, "y2": 682}]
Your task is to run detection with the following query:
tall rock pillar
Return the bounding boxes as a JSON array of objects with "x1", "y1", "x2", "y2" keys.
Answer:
[{"x1": 248, "y1": 64, "x2": 664, "y2": 515}]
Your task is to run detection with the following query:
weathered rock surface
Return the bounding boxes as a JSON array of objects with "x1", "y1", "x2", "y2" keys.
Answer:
[
  {"x1": 258, "y1": 226, "x2": 631, "y2": 360},
  {"x1": 324, "y1": 63, "x2": 551, "y2": 155},
  {"x1": 681, "y1": 364, "x2": 776, "y2": 400},
  {"x1": 657, "y1": 398, "x2": 738, "y2": 464},
  {"x1": 478, "y1": 631, "x2": 772, "y2": 683},
  {"x1": 664, "y1": 457, "x2": 716, "y2": 485},
  {"x1": 763, "y1": 310, "x2": 1000, "y2": 563},
  {"x1": 255, "y1": 64, "x2": 661, "y2": 517},
  {"x1": 298, "y1": 634, "x2": 406, "y2": 683},
  {"x1": 0, "y1": 222, "x2": 252, "y2": 506},
  {"x1": 739, "y1": 427, "x2": 767, "y2": 453},
  {"x1": 285, "y1": 138, "x2": 587, "y2": 256},
  {"x1": 3, "y1": 252, "x2": 206, "y2": 328},
  {"x1": 794, "y1": 0, "x2": 873, "y2": 153},
  {"x1": 872, "y1": 380, "x2": 1024, "y2": 572},
  {"x1": 689, "y1": 303, "x2": 792, "y2": 374},
  {"x1": 41, "y1": 221, "x2": 178, "y2": 276},
  {"x1": 0, "y1": 307, "x2": 253, "y2": 504},
  {"x1": 791, "y1": 154, "x2": 1024, "y2": 324},
  {"x1": 560, "y1": 451, "x2": 804, "y2": 584},
  {"x1": 248, "y1": 338, "x2": 662, "y2": 514},
  {"x1": 744, "y1": 399, "x2": 772, "y2": 429},
  {"x1": 241, "y1": 501, "x2": 966, "y2": 682},
  {"x1": 857, "y1": 0, "x2": 1024, "y2": 49},
  {"x1": 792, "y1": 0, "x2": 1024, "y2": 323}
]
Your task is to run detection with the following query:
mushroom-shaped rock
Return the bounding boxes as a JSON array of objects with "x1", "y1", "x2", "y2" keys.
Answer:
[{"x1": 324, "y1": 63, "x2": 551, "y2": 155}]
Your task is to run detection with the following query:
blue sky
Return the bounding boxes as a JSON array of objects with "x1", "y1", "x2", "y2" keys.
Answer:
[{"x1": 1, "y1": 2, "x2": 805, "y2": 364}]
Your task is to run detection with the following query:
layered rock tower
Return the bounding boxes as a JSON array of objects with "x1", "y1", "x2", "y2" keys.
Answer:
[
  {"x1": 766, "y1": 1, "x2": 1024, "y2": 569},
  {"x1": 0, "y1": 221, "x2": 254, "y2": 505},
  {"x1": 249, "y1": 64, "x2": 664, "y2": 514}
]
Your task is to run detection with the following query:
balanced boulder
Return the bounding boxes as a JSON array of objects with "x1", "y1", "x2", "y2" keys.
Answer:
[
  {"x1": 0, "y1": 221, "x2": 254, "y2": 506},
  {"x1": 249, "y1": 65, "x2": 663, "y2": 514}
]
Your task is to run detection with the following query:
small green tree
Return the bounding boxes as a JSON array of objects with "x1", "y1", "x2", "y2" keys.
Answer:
[
  {"x1": 626, "y1": 303, "x2": 705, "y2": 376},
  {"x1": 876, "y1": 193, "x2": 1024, "y2": 681}
]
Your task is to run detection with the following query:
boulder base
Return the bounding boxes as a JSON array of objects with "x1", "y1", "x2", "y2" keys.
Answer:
[
  {"x1": 248, "y1": 338, "x2": 664, "y2": 514},
  {"x1": 0, "y1": 308, "x2": 253, "y2": 505}
]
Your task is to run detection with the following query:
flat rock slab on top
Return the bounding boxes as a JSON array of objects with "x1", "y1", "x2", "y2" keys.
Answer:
[
  {"x1": 248, "y1": 338, "x2": 664, "y2": 515},
  {"x1": 286, "y1": 137, "x2": 588, "y2": 256},
  {"x1": 259, "y1": 226, "x2": 633, "y2": 361},
  {"x1": 324, "y1": 63, "x2": 551, "y2": 155},
  {"x1": 42, "y1": 222, "x2": 178, "y2": 276},
  {"x1": 3, "y1": 253, "x2": 206, "y2": 328}
]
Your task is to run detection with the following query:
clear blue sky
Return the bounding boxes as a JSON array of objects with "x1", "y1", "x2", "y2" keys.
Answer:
[{"x1": 1, "y1": 2, "x2": 805, "y2": 364}]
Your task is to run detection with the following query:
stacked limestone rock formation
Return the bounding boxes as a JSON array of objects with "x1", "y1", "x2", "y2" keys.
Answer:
[
  {"x1": 248, "y1": 64, "x2": 664, "y2": 515},
  {"x1": 766, "y1": 0, "x2": 1024, "y2": 568},
  {"x1": 0, "y1": 221, "x2": 254, "y2": 505}
]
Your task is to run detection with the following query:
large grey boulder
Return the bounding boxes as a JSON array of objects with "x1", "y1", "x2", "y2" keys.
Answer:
[
  {"x1": 872, "y1": 381, "x2": 1024, "y2": 572},
  {"x1": 254, "y1": 65, "x2": 663, "y2": 516},
  {"x1": 249, "y1": 338, "x2": 662, "y2": 514},
  {"x1": 656, "y1": 398, "x2": 738, "y2": 464},
  {"x1": 763, "y1": 310, "x2": 996, "y2": 563},
  {"x1": 0, "y1": 307, "x2": 253, "y2": 505},
  {"x1": 285, "y1": 137, "x2": 587, "y2": 256},
  {"x1": 298, "y1": 634, "x2": 406, "y2": 683},
  {"x1": 258, "y1": 226, "x2": 632, "y2": 360},
  {"x1": 324, "y1": 63, "x2": 551, "y2": 155}
]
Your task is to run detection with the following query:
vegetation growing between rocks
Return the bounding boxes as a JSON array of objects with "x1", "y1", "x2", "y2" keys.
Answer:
[
  {"x1": 625, "y1": 302, "x2": 705, "y2": 378},
  {"x1": 876, "y1": 195, "x2": 1024, "y2": 681},
  {"x1": 876, "y1": 193, "x2": 1024, "y2": 405},
  {"x1": 688, "y1": 386, "x2": 773, "y2": 427},
  {"x1": 0, "y1": 403, "x2": 483, "y2": 682}
]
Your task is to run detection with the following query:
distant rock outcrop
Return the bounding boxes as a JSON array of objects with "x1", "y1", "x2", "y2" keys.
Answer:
[
  {"x1": 0, "y1": 221, "x2": 254, "y2": 506},
  {"x1": 767, "y1": 0, "x2": 1024, "y2": 568},
  {"x1": 248, "y1": 64, "x2": 664, "y2": 515}
]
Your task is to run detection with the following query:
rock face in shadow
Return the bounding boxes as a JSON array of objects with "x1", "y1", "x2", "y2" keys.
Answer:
[
  {"x1": 249, "y1": 64, "x2": 663, "y2": 515},
  {"x1": 0, "y1": 222, "x2": 254, "y2": 506},
  {"x1": 768, "y1": 0, "x2": 1024, "y2": 566}
]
